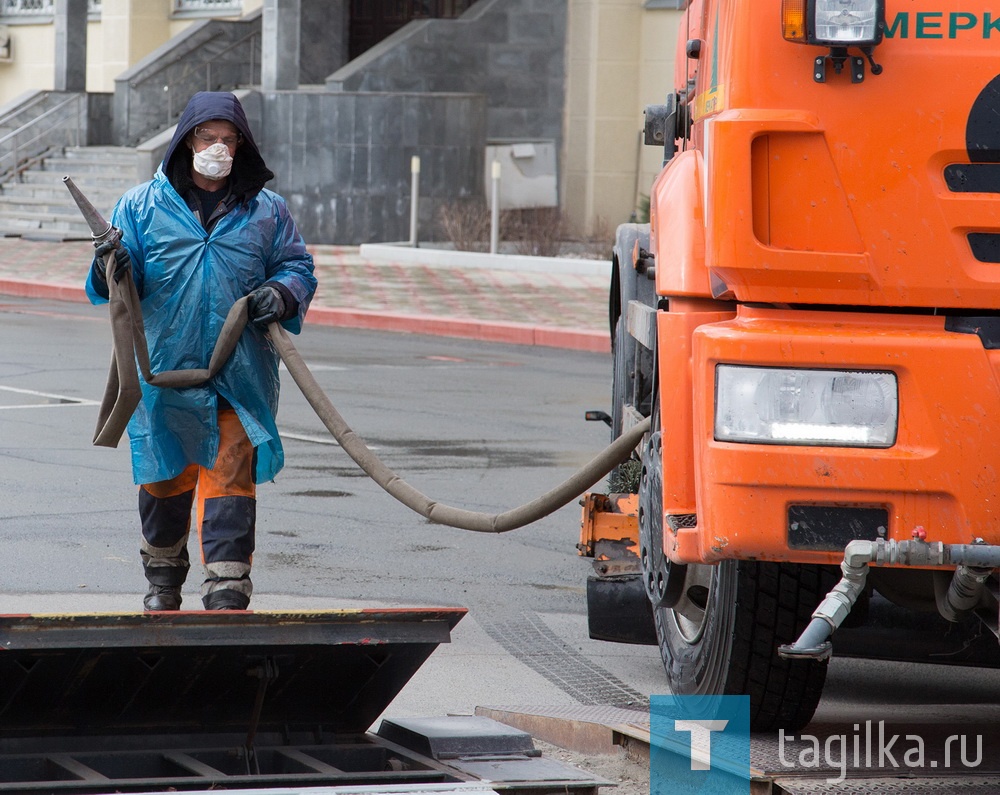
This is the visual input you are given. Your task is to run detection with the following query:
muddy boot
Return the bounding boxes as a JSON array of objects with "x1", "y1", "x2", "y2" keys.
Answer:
[
  {"x1": 143, "y1": 584, "x2": 183, "y2": 611},
  {"x1": 202, "y1": 562, "x2": 252, "y2": 611},
  {"x1": 140, "y1": 539, "x2": 189, "y2": 612},
  {"x1": 202, "y1": 588, "x2": 250, "y2": 611}
]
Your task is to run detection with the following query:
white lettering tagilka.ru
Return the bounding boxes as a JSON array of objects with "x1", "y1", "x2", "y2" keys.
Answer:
[{"x1": 779, "y1": 721, "x2": 983, "y2": 785}]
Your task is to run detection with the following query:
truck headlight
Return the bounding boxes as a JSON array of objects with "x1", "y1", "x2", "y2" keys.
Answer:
[
  {"x1": 715, "y1": 366, "x2": 898, "y2": 448},
  {"x1": 782, "y1": 0, "x2": 883, "y2": 46}
]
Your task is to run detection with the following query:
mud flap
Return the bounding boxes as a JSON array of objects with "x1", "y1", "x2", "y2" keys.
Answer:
[{"x1": 586, "y1": 574, "x2": 657, "y2": 645}]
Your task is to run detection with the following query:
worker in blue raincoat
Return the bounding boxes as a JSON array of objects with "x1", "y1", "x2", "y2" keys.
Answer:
[{"x1": 86, "y1": 92, "x2": 317, "y2": 612}]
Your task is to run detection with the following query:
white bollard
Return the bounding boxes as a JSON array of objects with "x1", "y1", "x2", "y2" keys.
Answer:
[
  {"x1": 409, "y1": 155, "x2": 421, "y2": 247},
  {"x1": 490, "y1": 159, "x2": 501, "y2": 254}
]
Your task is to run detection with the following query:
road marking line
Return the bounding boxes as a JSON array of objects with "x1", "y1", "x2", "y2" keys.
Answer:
[
  {"x1": 0, "y1": 386, "x2": 99, "y2": 408},
  {"x1": 278, "y1": 430, "x2": 378, "y2": 448},
  {"x1": 279, "y1": 363, "x2": 347, "y2": 372}
]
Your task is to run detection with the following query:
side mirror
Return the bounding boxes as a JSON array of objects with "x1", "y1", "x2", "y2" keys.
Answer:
[{"x1": 644, "y1": 94, "x2": 686, "y2": 166}]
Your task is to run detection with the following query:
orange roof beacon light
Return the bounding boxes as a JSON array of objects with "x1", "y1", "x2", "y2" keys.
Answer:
[{"x1": 781, "y1": 0, "x2": 884, "y2": 83}]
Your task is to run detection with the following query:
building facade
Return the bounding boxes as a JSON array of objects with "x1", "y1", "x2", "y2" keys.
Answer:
[{"x1": 0, "y1": 0, "x2": 683, "y2": 241}]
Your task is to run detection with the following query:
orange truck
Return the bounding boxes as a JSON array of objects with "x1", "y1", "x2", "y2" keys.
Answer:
[{"x1": 581, "y1": 0, "x2": 1000, "y2": 731}]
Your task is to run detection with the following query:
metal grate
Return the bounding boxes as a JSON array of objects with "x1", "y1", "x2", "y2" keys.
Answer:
[
  {"x1": 476, "y1": 610, "x2": 648, "y2": 709},
  {"x1": 666, "y1": 513, "x2": 697, "y2": 530},
  {"x1": 773, "y1": 776, "x2": 1000, "y2": 794}
]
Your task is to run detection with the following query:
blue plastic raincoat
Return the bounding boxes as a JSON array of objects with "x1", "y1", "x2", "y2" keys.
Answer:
[{"x1": 86, "y1": 92, "x2": 317, "y2": 486}]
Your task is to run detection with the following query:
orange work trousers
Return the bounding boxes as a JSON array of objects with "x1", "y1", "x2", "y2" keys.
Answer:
[{"x1": 138, "y1": 408, "x2": 256, "y2": 609}]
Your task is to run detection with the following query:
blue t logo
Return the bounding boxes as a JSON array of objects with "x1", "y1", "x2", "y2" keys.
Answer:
[{"x1": 651, "y1": 695, "x2": 750, "y2": 794}]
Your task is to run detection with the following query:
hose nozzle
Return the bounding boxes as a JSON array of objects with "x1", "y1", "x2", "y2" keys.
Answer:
[{"x1": 63, "y1": 175, "x2": 120, "y2": 249}]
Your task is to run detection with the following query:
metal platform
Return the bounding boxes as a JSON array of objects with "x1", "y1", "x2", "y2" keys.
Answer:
[
  {"x1": 0, "y1": 610, "x2": 606, "y2": 795},
  {"x1": 749, "y1": 724, "x2": 1000, "y2": 795},
  {"x1": 476, "y1": 704, "x2": 1000, "y2": 794}
]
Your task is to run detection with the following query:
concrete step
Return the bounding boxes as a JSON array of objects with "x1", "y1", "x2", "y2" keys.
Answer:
[
  {"x1": 44, "y1": 149, "x2": 138, "y2": 165},
  {"x1": 0, "y1": 184, "x2": 123, "y2": 203},
  {"x1": 0, "y1": 218, "x2": 40, "y2": 232},
  {"x1": 0, "y1": 207, "x2": 96, "y2": 228},
  {"x1": 0, "y1": 225, "x2": 91, "y2": 242},
  {"x1": 45, "y1": 161, "x2": 138, "y2": 177},
  {"x1": 0, "y1": 183, "x2": 120, "y2": 200},
  {"x1": 0, "y1": 183, "x2": 123, "y2": 200},
  {"x1": 15, "y1": 169, "x2": 139, "y2": 190},
  {"x1": 63, "y1": 146, "x2": 135, "y2": 157},
  {"x1": 0, "y1": 201, "x2": 117, "y2": 226},
  {"x1": 45, "y1": 156, "x2": 138, "y2": 170},
  {"x1": 58, "y1": 147, "x2": 137, "y2": 164},
  {"x1": 0, "y1": 145, "x2": 141, "y2": 234},
  {"x1": 0, "y1": 196, "x2": 122, "y2": 215}
]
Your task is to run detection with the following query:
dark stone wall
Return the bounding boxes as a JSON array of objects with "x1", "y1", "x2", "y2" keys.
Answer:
[
  {"x1": 299, "y1": 0, "x2": 349, "y2": 84},
  {"x1": 325, "y1": 0, "x2": 567, "y2": 146},
  {"x1": 258, "y1": 90, "x2": 487, "y2": 244}
]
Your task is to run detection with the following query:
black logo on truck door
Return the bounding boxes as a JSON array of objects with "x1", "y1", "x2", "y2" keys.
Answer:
[{"x1": 944, "y1": 74, "x2": 1000, "y2": 262}]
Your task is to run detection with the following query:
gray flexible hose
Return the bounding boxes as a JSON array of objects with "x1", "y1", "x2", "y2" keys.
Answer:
[
  {"x1": 95, "y1": 259, "x2": 649, "y2": 533},
  {"x1": 271, "y1": 323, "x2": 649, "y2": 532}
]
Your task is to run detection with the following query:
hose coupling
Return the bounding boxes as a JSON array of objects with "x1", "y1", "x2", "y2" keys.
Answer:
[{"x1": 781, "y1": 536, "x2": 1000, "y2": 661}]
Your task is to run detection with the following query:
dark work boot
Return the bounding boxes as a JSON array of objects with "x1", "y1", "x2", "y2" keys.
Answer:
[
  {"x1": 202, "y1": 589, "x2": 250, "y2": 611},
  {"x1": 143, "y1": 584, "x2": 182, "y2": 611}
]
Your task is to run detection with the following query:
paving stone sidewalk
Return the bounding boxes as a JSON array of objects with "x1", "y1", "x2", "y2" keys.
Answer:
[{"x1": 0, "y1": 239, "x2": 609, "y2": 350}]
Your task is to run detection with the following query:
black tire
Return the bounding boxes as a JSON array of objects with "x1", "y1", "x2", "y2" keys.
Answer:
[{"x1": 654, "y1": 559, "x2": 835, "y2": 732}]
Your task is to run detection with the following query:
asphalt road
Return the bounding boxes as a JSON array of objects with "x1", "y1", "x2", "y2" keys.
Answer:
[{"x1": 1, "y1": 294, "x2": 622, "y2": 607}]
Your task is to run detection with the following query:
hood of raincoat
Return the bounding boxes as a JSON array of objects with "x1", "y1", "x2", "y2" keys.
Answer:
[{"x1": 163, "y1": 91, "x2": 274, "y2": 203}]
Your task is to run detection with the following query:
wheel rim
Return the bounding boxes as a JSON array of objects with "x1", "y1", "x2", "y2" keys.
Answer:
[{"x1": 668, "y1": 564, "x2": 714, "y2": 644}]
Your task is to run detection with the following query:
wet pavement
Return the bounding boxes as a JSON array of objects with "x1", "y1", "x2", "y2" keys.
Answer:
[{"x1": 0, "y1": 238, "x2": 610, "y2": 352}]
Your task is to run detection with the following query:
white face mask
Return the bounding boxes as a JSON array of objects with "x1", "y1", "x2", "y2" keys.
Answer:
[{"x1": 192, "y1": 142, "x2": 233, "y2": 180}]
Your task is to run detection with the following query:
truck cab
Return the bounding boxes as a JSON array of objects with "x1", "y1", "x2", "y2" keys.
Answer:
[{"x1": 583, "y1": 0, "x2": 1000, "y2": 731}]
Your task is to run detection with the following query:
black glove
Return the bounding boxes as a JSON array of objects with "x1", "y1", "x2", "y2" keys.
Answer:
[
  {"x1": 247, "y1": 284, "x2": 286, "y2": 328},
  {"x1": 91, "y1": 243, "x2": 131, "y2": 285}
]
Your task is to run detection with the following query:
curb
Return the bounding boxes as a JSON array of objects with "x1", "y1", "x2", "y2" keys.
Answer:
[
  {"x1": 0, "y1": 277, "x2": 91, "y2": 304},
  {"x1": 0, "y1": 278, "x2": 610, "y2": 354},
  {"x1": 308, "y1": 306, "x2": 609, "y2": 352},
  {"x1": 359, "y1": 242, "x2": 611, "y2": 277}
]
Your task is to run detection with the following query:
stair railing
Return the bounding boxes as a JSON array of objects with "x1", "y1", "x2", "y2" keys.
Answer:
[
  {"x1": 0, "y1": 92, "x2": 84, "y2": 183},
  {"x1": 116, "y1": 13, "x2": 261, "y2": 145},
  {"x1": 160, "y1": 28, "x2": 260, "y2": 125},
  {"x1": 206, "y1": 28, "x2": 260, "y2": 95}
]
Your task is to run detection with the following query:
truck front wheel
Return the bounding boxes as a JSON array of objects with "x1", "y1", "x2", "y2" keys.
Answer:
[{"x1": 654, "y1": 559, "x2": 831, "y2": 732}]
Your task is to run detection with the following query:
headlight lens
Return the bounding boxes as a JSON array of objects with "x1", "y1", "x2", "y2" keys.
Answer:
[
  {"x1": 813, "y1": 0, "x2": 880, "y2": 44},
  {"x1": 715, "y1": 366, "x2": 898, "y2": 447}
]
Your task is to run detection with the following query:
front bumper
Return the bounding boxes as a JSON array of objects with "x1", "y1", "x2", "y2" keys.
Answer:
[{"x1": 672, "y1": 306, "x2": 1000, "y2": 564}]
